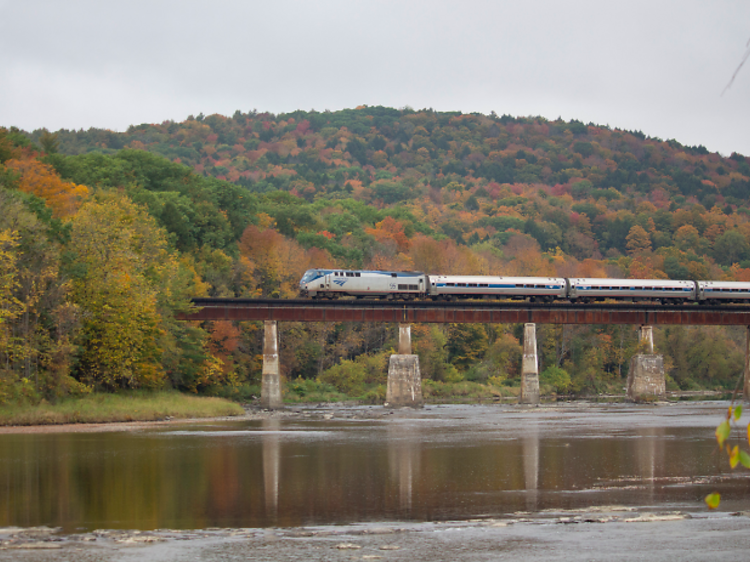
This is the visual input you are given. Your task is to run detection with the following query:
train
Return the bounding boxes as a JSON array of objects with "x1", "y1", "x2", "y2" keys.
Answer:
[{"x1": 298, "y1": 269, "x2": 750, "y2": 305}]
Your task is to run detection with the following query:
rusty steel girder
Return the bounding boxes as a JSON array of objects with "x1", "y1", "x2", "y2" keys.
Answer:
[{"x1": 179, "y1": 299, "x2": 750, "y2": 326}]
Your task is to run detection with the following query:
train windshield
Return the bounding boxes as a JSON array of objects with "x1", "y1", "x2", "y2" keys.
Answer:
[{"x1": 300, "y1": 270, "x2": 322, "y2": 284}]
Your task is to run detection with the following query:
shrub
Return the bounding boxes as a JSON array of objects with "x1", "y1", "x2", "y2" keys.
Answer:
[
  {"x1": 540, "y1": 366, "x2": 572, "y2": 393},
  {"x1": 317, "y1": 351, "x2": 388, "y2": 396}
]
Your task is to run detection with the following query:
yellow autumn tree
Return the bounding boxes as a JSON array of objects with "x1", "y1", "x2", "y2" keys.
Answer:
[
  {"x1": 625, "y1": 225, "x2": 652, "y2": 255},
  {"x1": 0, "y1": 229, "x2": 24, "y2": 402},
  {"x1": 0, "y1": 229, "x2": 22, "y2": 348},
  {"x1": 69, "y1": 193, "x2": 179, "y2": 389}
]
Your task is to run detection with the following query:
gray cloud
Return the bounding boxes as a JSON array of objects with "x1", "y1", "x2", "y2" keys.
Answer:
[{"x1": 1, "y1": 0, "x2": 748, "y2": 155}]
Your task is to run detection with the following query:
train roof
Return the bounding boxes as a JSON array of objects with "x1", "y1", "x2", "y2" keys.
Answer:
[
  {"x1": 429, "y1": 275, "x2": 565, "y2": 282},
  {"x1": 699, "y1": 281, "x2": 750, "y2": 287},
  {"x1": 305, "y1": 268, "x2": 425, "y2": 276},
  {"x1": 570, "y1": 278, "x2": 694, "y2": 285}
]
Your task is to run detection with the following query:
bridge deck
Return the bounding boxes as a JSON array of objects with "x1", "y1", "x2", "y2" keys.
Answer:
[{"x1": 181, "y1": 298, "x2": 750, "y2": 325}]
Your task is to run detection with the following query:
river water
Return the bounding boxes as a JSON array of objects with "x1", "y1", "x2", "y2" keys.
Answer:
[{"x1": 1, "y1": 402, "x2": 748, "y2": 534}]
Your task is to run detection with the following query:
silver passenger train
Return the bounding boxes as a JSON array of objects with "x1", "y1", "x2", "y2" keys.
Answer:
[{"x1": 299, "y1": 269, "x2": 750, "y2": 305}]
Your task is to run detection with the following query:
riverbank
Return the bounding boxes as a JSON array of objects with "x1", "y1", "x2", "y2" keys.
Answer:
[
  {"x1": 0, "y1": 391, "x2": 244, "y2": 427},
  {"x1": 0, "y1": 388, "x2": 730, "y2": 432},
  {"x1": 1, "y1": 510, "x2": 748, "y2": 562}
]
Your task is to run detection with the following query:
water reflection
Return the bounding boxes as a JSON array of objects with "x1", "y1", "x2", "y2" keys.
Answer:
[
  {"x1": 634, "y1": 427, "x2": 666, "y2": 503},
  {"x1": 0, "y1": 404, "x2": 745, "y2": 532},
  {"x1": 262, "y1": 419, "x2": 281, "y2": 521},
  {"x1": 522, "y1": 421, "x2": 539, "y2": 512},
  {"x1": 387, "y1": 422, "x2": 421, "y2": 513}
]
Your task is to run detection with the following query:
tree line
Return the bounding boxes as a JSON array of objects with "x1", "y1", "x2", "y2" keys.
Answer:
[{"x1": 1, "y1": 107, "x2": 750, "y2": 403}]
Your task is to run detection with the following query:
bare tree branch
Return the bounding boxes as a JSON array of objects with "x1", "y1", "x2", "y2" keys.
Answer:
[{"x1": 722, "y1": 37, "x2": 750, "y2": 95}]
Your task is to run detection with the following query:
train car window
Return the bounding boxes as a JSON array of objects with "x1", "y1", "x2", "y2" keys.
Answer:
[
  {"x1": 457, "y1": 283, "x2": 466, "y2": 287},
  {"x1": 447, "y1": 283, "x2": 455, "y2": 287},
  {"x1": 468, "y1": 283, "x2": 477, "y2": 287},
  {"x1": 391, "y1": 273, "x2": 397, "y2": 278},
  {"x1": 356, "y1": 272, "x2": 361, "y2": 277},
  {"x1": 479, "y1": 283, "x2": 488, "y2": 288}
]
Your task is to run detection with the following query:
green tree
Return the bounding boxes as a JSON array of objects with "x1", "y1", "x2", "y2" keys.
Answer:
[
  {"x1": 39, "y1": 130, "x2": 59, "y2": 155},
  {"x1": 0, "y1": 190, "x2": 80, "y2": 398},
  {"x1": 446, "y1": 323, "x2": 489, "y2": 371},
  {"x1": 713, "y1": 230, "x2": 749, "y2": 266},
  {"x1": 540, "y1": 365, "x2": 571, "y2": 392},
  {"x1": 0, "y1": 127, "x2": 21, "y2": 165},
  {"x1": 413, "y1": 324, "x2": 459, "y2": 382}
]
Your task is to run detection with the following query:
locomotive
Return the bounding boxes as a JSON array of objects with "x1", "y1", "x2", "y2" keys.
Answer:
[{"x1": 298, "y1": 269, "x2": 750, "y2": 305}]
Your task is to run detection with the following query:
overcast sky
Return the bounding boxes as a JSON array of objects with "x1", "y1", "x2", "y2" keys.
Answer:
[{"x1": 1, "y1": 0, "x2": 749, "y2": 156}]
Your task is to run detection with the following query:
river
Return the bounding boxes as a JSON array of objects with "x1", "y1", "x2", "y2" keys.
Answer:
[{"x1": 1, "y1": 402, "x2": 749, "y2": 560}]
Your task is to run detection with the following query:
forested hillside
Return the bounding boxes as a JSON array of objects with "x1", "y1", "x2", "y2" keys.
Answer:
[{"x1": 2, "y1": 107, "x2": 750, "y2": 403}]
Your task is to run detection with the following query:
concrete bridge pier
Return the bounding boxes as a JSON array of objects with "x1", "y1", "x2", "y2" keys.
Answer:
[
  {"x1": 627, "y1": 325, "x2": 665, "y2": 401},
  {"x1": 520, "y1": 323, "x2": 540, "y2": 404},
  {"x1": 261, "y1": 320, "x2": 283, "y2": 409},
  {"x1": 385, "y1": 323, "x2": 423, "y2": 408},
  {"x1": 639, "y1": 325, "x2": 655, "y2": 353},
  {"x1": 744, "y1": 326, "x2": 750, "y2": 401}
]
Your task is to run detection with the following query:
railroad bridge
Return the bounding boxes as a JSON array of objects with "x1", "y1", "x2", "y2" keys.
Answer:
[{"x1": 181, "y1": 299, "x2": 750, "y2": 407}]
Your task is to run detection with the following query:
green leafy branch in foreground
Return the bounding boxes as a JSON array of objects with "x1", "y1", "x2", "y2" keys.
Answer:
[{"x1": 705, "y1": 402, "x2": 750, "y2": 509}]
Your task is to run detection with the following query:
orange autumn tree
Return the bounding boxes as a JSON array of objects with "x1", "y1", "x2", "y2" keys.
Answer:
[
  {"x1": 239, "y1": 215, "x2": 332, "y2": 298},
  {"x1": 409, "y1": 235, "x2": 486, "y2": 275},
  {"x1": 5, "y1": 158, "x2": 89, "y2": 217},
  {"x1": 365, "y1": 217, "x2": 410, "y2": 253}
]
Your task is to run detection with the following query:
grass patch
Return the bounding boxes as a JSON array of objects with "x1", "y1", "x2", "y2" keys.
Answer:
[
  {"x1": 0, "y1": 391, "x2": 245, "y2": 426},
  {"x1": 283, "y1": 378, "x2": 350, "y2": 404}
]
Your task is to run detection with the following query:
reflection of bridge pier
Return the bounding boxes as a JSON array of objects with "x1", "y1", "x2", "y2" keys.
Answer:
[
  {"x1": 387, "y1": 423, "x2": 421, "y2": 512},
  {"x1": 522, "y1": 421, "x2": 540, "y2": 512},
  {"x1": 262, "y1": 419, "x2": 281, "y2": 520},
  {"x1": 634, "y1": 427, "x2": 665, "y2": 503}
]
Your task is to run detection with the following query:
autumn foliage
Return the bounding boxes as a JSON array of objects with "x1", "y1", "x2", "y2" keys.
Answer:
[
  {"x1": 5, "y1": 157, "x2": 88, "y2": 217},
  {"x1": 4, "y1": 105, "x2": 750, "y2": 403}
]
